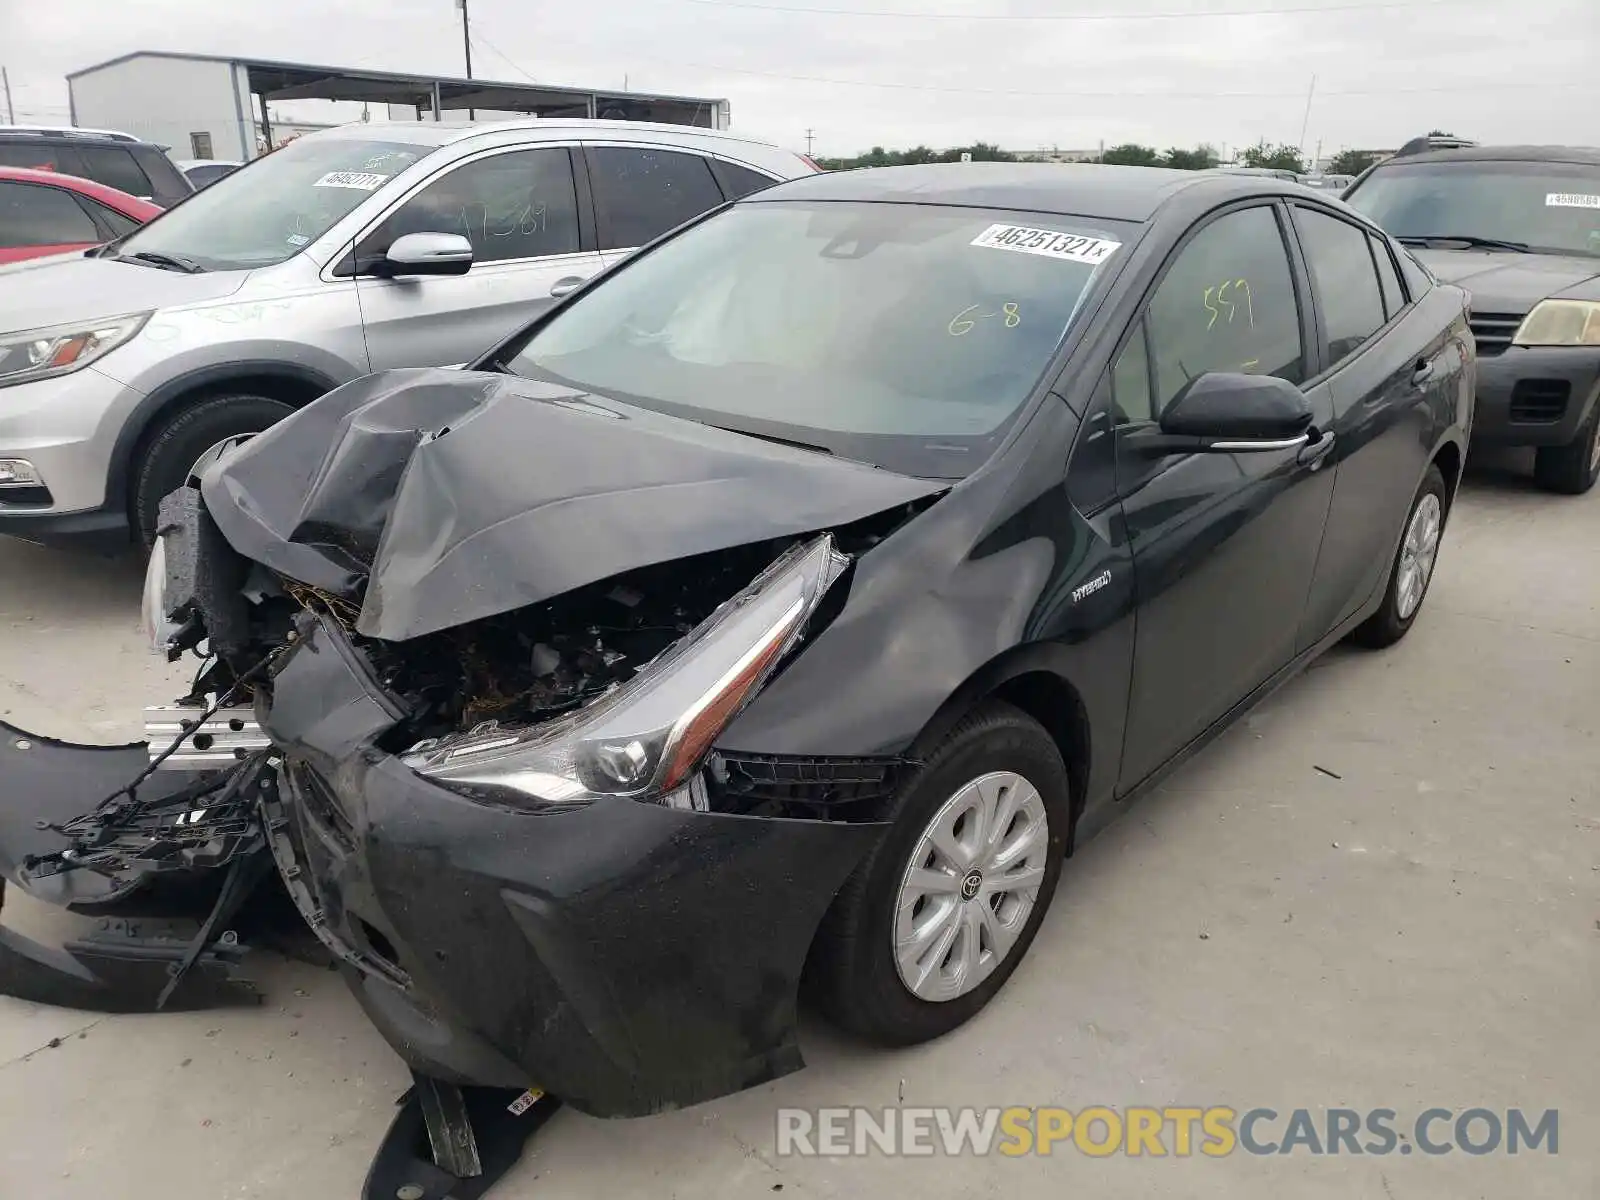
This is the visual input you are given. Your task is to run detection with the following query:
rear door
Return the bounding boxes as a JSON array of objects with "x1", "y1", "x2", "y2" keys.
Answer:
[
  {"x1": 352, "y1": 145, "x2": 604, "y2": 370},
  {"x1": 1288, "y1": 204, "x2": 1458, "y2": 644},
  {"x1": 584, "y1": 144, "x2": 735, "y2": 270},
  {"x1": 1112, "y1": 201, "x2": 1338, "y2": 789},
  {"x1": 0, "y1": 179, "x2": 104, "y2": 261}
]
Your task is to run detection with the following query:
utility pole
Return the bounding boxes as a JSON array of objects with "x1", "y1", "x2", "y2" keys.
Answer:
[
  {"x1": 1, "y1": 67, "x2": 13, "y2": 125},
  {"x1": 805, "y1": 128, "x2": 815, "y2": 156},
  {"x1": 1297, "y1": 74, "x2": 1317, "y2": 161},
  {"x1": 456, "y1": 0, "x2": 475, "y2": 120}
]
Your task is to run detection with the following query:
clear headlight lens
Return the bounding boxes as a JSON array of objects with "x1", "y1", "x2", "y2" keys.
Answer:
[
  {"x1": 403, "y1": 534, "x2": 849, "y2": 810},
  {"x1": 1512, "y1": 299, "x2": 1600, "y2": 347},
  {"x1": 0, "y1": 312, "x2": 150, "y2": 388}
]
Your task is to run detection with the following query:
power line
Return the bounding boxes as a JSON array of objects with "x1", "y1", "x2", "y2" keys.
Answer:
[
  {"x1": 678, "y1": 0, "x2": 1467, "y2": 19},
  {"x1": 470, "y1": 30, "x2": 538, "y2": 83},
  {"x1": 578, "y1": 50, "x2": 1590, "y2": 98}
]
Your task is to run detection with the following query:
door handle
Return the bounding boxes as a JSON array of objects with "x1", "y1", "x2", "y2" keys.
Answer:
[
  {"x1": 549, "y1": 275, "x2": 587, "y2": 299},
  {"x1": 1411, "y1": 359, "x2": 1435, "y2": 387},
  {"x1": 1297, "y1": 431, "x2": 1336, "y2": 470}
]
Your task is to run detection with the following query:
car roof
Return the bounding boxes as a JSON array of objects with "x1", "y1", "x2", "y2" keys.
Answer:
[
  {"x1": 0, "y1": 126, "x2": 149, "y2": 147},
  {"x1": 0, "y1": 164, "x2": 159, "y2": 212},
  {"x1": 313, "y1": 117, "x2": 792, "y2": 154},
  {"x1": 744, "y1": 161, "x2": 1301, "y2": 222},
  {"x1": 1383, "y1": 144, "x2": 1600, "y2": 167}
]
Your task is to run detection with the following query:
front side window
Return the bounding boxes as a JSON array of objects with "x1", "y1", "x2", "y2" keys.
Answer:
[
  {"x1": 589, "y1": 147, "x2": 725, "y2": 249},
  {"x1": 113, "y1": 136, "x2": 437, "y2": 271},
  {"x1": 506, "y1": 200, "x2": 1133, "y2": 477},
  {"x1": 0, "y1": 181, "x2": 100, "y2": 248},
  {"x1": 1345, "y1": 159, "x2": 1600, "y2": 258},
  {"x1": 358, "y1": 147, "x2": 581, "y2": 266},
  {"x1": 711, "y1": 159, "x2": 780, "y2": 201},
  {"x1": 1145, "y1": 205, "x2": 1305, "y2": 413},
  {"x1": 1292, "y1": 207, "x2": 1387, "y2": 365},
  {"x1": 73, "y1": 146, "x2": 152, "y2": 198}
]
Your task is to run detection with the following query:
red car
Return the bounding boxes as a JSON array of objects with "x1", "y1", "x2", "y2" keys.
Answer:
[{"x1": 0, "y1": 166, "x2": 162, "y2": 264}]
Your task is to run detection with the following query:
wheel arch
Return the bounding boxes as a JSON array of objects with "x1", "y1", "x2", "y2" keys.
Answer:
[
  {"x1": 907, "y1": 644, "x2": 1092, "y2": 851},
  {"x1": 1431, "y1": 435, "x2": 1464, "y2": 514},
  {"x1": 110, "y1": 361, "x2": 340, "y2": 524}
]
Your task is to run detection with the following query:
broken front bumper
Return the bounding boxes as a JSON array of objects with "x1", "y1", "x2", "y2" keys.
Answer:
[
  {"x1": 0, "y1": 721, "x2": 261, "y2": 1010},
  {"x1": 257, "y1": 614, "x2": 886, "y2": 1118}
]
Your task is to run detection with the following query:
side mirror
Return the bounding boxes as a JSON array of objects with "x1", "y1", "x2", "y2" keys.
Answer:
[
  {"x1": 381, "y1": 232, "x2": 474, "y2": 278},
  {"x1": 1125, "y1": 372, "x2": 1314, "y2": 456}
]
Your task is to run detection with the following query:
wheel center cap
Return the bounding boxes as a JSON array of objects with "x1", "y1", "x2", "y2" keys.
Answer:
[{"x1": 960, "y1": 870, "x2": 983, "y2": 901}]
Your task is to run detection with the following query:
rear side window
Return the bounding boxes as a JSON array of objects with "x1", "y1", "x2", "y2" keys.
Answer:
[
  {"x1": 710, "y1": 159, "x2": 780, "y2": 200},
  {"x1": 0, "y1": 143, "x2": 68, "y2": 172},
  {"x1": 1292, "y1": 207, "x2": 1386, "y2": 365},
  {"x1": 133, "y1": 147, "x2": 192, "y2": 199},
  {"x1": 588, "y1": 147, "x2": 724, "y2": 249},
  {"x1": 74, "y1": 146, "x2": 153, "y2": 198},
  {"x1": 0, "y1": 181, "x2": 101, "y2": 247},
  {"x1": 1370, "y1": 233, "x2": 1406, "y2": 319}
]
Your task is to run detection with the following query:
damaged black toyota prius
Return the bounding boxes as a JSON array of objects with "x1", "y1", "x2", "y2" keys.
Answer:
[{"x1": 2, "y1": 165, "x2": 1470, "y2": 1146}]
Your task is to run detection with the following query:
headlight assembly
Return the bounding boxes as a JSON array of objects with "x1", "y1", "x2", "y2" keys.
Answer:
[
  {"x1": 1512, "y1": 299, "x2": 1600, "y2": 348},
  {"x1": 402, "y1": 534, "x2": 849, "y2": 811},
  {"x1": 0, "y1": 312, "x2": 150, "y2": 388}
]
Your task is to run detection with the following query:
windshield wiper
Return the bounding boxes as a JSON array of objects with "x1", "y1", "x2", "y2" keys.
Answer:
[
  {"x1": 1397, "y1": 234, "x2": 1530, "y2": 253},
  {"x1": 116, "y1": 250, "x2": 205, "y2": 273}
]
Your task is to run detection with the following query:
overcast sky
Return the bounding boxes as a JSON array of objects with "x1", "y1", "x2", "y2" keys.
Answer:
[{"x1": 2, "y1": 0, "x2": 1596, "y2": 157}]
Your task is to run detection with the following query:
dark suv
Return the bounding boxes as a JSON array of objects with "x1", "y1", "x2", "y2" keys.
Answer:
[
  {"x1": 1344, "y1": 142, "x2": 1600, "y2": 493},
  {"x1": 0, "y1": 126, "x2": 192, "y2": 209}
]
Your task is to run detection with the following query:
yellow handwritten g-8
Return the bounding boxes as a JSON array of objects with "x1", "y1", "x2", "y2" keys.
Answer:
[{"x1": 949, "y1": 303, "x2": 1022, "y2": 336}]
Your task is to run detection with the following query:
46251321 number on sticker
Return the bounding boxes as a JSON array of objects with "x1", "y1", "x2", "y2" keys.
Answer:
[{"x1": 970, "y1": 224, "x2": 1122, "y2": 265}]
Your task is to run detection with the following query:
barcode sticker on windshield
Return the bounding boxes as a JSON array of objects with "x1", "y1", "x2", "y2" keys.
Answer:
[
  {"x1": 971, "y1": 224, "x2": 1121, "y2": 264},
  {"x1": 1546, "y1": 193, "x2": 1600, "y2": 209},
  {"x1": 313, "y1": 171, "x2": 389, "y2": 191}
]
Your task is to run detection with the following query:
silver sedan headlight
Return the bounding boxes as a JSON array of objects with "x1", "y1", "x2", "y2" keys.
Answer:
[{"x1": 0, "y1": 312, "x2": 151, "y2": 389}]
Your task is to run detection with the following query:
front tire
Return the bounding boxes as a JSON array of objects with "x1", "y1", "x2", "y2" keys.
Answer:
[
  {"x1": 807, "y1": 701, "x2": 1070, "y2": 1046},
  {"x1": 1533, "y1": 403, "x2": 1600, "y2": 495},
  {"x1": 1350, "y1": 464, "x2": 1448, "y2": 649},
  {"x1": 132, "y1": 395, "x2": 294, "y2": 547}
]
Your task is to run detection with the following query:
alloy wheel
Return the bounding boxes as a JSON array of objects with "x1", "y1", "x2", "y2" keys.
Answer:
[
  {"x1": 893, "y1": 770, "x2": 1051, "y2": 1002},
  {"x1": 1395, "y1": 492, "x2": 1442, "y2": 620}
]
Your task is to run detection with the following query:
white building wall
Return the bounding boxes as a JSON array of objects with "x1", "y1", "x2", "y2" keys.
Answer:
[{"x1": 69, "y1": 55, "x2": 252, "y2": 161}]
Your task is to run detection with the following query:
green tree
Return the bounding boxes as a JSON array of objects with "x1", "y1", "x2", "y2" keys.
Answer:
[
  {"x1": 1241, "y1": 140, "x2": 1306, "y2": 173},
  {"x1": 1101, "y1": 143, "x2": 1162, "y2": 167},
  {"x1": 1427, "y1": 129, "x2": 1454, "y2": 137},
  {"x1": 937, "y1": 142, "x2": 1018, "y2": 163},
  {"x1": 1161, "y1": 144, "x2": 1220, "y2": 170},
  {"x1": 1326, "y1": 149, "x2": 1377, "y2": 177}
]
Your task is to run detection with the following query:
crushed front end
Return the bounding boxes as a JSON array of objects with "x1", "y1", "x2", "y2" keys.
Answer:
[{"x1": 0, "y1": 370, "x2": 942, "y2": 1117}]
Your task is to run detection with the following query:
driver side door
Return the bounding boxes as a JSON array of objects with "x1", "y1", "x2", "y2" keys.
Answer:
[{"x1": 1113, "y1": 201, "x2": 1338, "y2": 790}]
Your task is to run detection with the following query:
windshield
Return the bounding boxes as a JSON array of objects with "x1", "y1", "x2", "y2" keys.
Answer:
[
  {"x1": 1345, "y1": 160, "x2": 1600, "y2": 257},
  {"x1": 504, "y1": 200, "x2": 1131, "y2": 477},
  {"x1": 113, "y1": 136, "x2": 437, "y2": 271}
]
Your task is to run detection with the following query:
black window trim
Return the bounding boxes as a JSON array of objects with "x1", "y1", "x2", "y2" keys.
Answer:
[
  {"x1": 330, "y1": 141, "x2": 594, "y2": 279},
  {"x1": 581, "y1": 142, "x2": 730, "y2": 253},
  {"x1": 1284, "y1": 200, "x2": 1410, "y2": 387}
]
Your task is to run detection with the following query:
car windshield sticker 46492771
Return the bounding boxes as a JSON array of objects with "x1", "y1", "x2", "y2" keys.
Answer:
[{"x1": 970, "y1": 224, "x2": 1122, "y2": 265}]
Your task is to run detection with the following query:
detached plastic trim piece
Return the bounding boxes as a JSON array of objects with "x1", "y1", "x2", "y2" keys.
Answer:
[{"x1": 0, "y1": 880, "x2": 260, "y2": 1013}]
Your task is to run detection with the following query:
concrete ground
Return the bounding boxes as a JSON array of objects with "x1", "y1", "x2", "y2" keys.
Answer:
[{"x1": 0, "y1": 452, "x2": 1594, "y2": 1199}]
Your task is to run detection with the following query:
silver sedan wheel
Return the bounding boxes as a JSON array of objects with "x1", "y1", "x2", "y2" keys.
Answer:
[
  {"x1": 1395, "y1": 492, "x2": 1443, "y2": 620},
  {"x1": 186, "y1": 435, "x2": 253, "y2": 488},
  {"x1": 894, "y1": 770, "x2": 1050, "y2": 1003}
]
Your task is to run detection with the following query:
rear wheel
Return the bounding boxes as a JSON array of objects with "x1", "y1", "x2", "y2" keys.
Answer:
[
  {"x1": 1533, "y1": 404, "x2": 1600, "y2": 495},
  {"x1": 132, "y1": 395, "x2": 294, "y2": 547},
  {"x1": 807, "y1": 701, "x2": 1070, "y2": 1045},
  {"x1": 1350, "y1": 464, "x2": 1448, "y2": 649}
]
